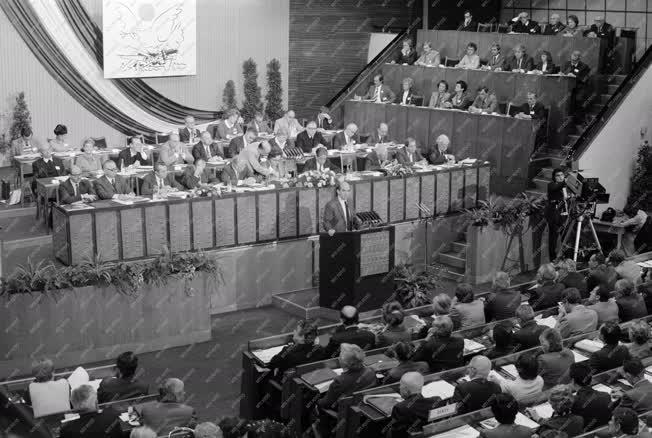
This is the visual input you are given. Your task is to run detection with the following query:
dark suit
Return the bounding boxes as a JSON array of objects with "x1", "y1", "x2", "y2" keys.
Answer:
[
  {"x1": 395, "y1": 148, "x2": 423, "y2": 165},
  {"x1": 512, "y1": 19, "x2": 540, "y2": 34},
  {"x1": 589, "y1": 344, "x2": 631, "y2": 373},
  {"x1": 180, "y1": 167, "x2": 217, "y2": 189},
  {"x1": 538, "y1": 414, "x2": 584, "y2": 437},
  {"x1": 267, "y1": 138, "x2": 287, "y2": 159},
  {"x1": 391, "y1": 394, "x2": 441, "y2": 438},
  {"x1": 331, "y1": 131, "x2": 360, "y2": 149},
  {"x1": 325, "y1": 326, "x2": 375, "y2": 357},
  {"x1": 317, "y1": 114, "x2": 333, "y2": 130},
  {"x1": 268, "y1": 343, "x2": 326, "y2": 375},
  {"x1": 140, "y1": 172, "x2": 183, "y2": 195},
  {"x1": 94, "y1": 175, "x2": 132, "y2": 199},
  {"x1": 139, "y1": 401, "x2": 197, "y2": 436},
  {"x1": 586, "y1": 23, "x2": 615, "y2": 45},
  {"x1": 59, "y1": 408, "x2": 122, "y2": 438},
  {"x1": 427, "y1": 148, "x2": 454, "y2": 165},
  {"x1": 450, "y1": 93, "x2": 473, "y2": 110},
  {"x1": 562, "y1": 272, "x2": 588, "y2": 298},
  {"x1": 209, "y1": 120, "x2": 244, "y2": 140},
  {"x1": 620, "y1": 379, "x2": 652, "y2": 414},
  {"x1": 480, "y1": 424, "x2": 532, "y2": 438},
  {"x1": 220, "y1": 161, "x2": 255, "y2": 185},
  {"x1": 543, "y1": 22, "x2": 566, "y2": 35},
  {"x1": 530, "y1": 281, "x2": 565, "y2": 311},
  {"x1": 178, "y1": 127, "x2": 201, "y2": 143},
  {"x1": 32, "y1": 157, "x2": 64, "y2": 180},
  {"x1": 562, "y1": 61, "x2": 591, "y2": 84},
  {"x1": 192, "y1": 141, "x2": 224, "y2": 161},
  {"x1": 485, "y1": 288, "x2": 523, "y2": 321},
  {"x1": 535, "y1": 61, "x2": 557, "y2": 74},
  {"x1": 395, "y1": 49, "x2": 418, "y2": 65},
  {"x1": 97, "y1": 377, "x2": 149, "y2": 404},
  {"x1": 363, "y1": 84, "x2": 396, "y2": 103},
  {"x1": 322, "y1": 198, "x2": 360, "y2": 233},
  {"x1": 519, "y1": 102, "x2": 547, "y2": 122},
  {"x1": 364, "y1": 151, "x2": 389, "y2": 171},
  {"x1": 397, "y1": 89, "x2": 417, "y2": 105},
  {"x1": 58, "y1": 179, "x2": 95, "y2": 204},
  {"x1": 317, "y1": 367, "x2": 376, "y2": 410},
  {"x1": 616, "y1": 295, "x2": 648, "y2": 322},
  {"x1": 413, "y1": 335, "x2": 465, "y2": 372},
  {"x1": 302, "y1": 157, "x2": 337, "y2": 173},
  {"x1": 571, "y1": 386, "x2": 612, "y2": 430},
  {"x1": 227, "y1": 136, "x2": 252, "y2": 159},
  {"x1": 117, "y1": 149, "x2": 151, "y2": 167},
  {"x1": 503, "y1": 54, "x2": 534, "y2": 71},
  {"x1": 459, "y1": 20, "x2": 477, "y2": 32},
  {"x1": 453, "y1": 378, "x2": 502, "y2": 414},
  {"x1": 513, "y1": 320, "x2": 546, "y2": 350},
  {"x1": 295, "y1": 130, "x2": 327, "y2": 153}
]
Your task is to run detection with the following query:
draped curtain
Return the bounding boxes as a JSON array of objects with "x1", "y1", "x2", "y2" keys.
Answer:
[{"x1": 55, "y1": 0, "x2": 220, "y2": 123}]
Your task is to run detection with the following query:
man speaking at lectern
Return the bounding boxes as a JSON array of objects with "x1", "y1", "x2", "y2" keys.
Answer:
[{"x1": 322, "y1": 181, "x2": 361, "y2": 236}]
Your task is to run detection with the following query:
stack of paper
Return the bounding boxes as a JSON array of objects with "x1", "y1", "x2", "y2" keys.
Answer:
[
  {"x1": 534, "y1": 315, "x2": 557, "y2": 328},
  {"x1": 431, "y1": 424, "x2": 480, "y2": 438},
  {"x1": 636, "y1": 260, "x2": 652, "y2": 268},
  {"x1": 501, "y1": 364, "x2": 518, "y2": 379},
  {"x1": 67, "y1": 367, "x2": 90, "y2": 391},
  {"x1": 363, "y1": 393, "x2": 403, "y2": 416},
  {"x1": 463, "y1": 338, "x2": 486, "y2": 354},
  {"x1": 422, "y1": 380, "x2": 456, "y2": 400},
  {"x1": 574, "y1": 339, "x2": 604, "y2": 354},
  {"x1": 592, "y1": 383, "x2": 612, "y2": 394},
  {"x1": 529, "y1": 402, "x2": 554, "y2": 419},
  {"x1": 251, "y1": 345, "x2": 286, "y2": 364},
  {"x1": 572, "y1": 350, "x2": 589, "y2": 363}
]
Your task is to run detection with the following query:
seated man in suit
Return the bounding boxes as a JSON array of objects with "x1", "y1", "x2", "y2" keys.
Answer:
[
  {"x1": 391, "y1": 372, "x2": 441, "y2": 438},
  {"x1": 302, "y1": 145, "x2": 337, "y2": 173},
  {"x1": 396, "y1": 137, "x2": 425, "y2": 166},
  {"x1": 366, "y1": 122, "x2": 392, "y2": 145},
  {"x1": 192, "y1": 131, "x2": 224, "y2": 162},
  {"x1": 94, "y1": 160, "x2": 134, "y2": 200},
  {"x1": 469, "y1": 86, "x2": 498, "y2": 114},
  {"x1": 140, "y1": 162, "x2": 184, "y2": 195},
  {"x1": 332, "y1": 123, "x2": 360, "y2": 149},
  {"x1": 605, "y1": 407, "x2": 652, "y2": 438},
  {"x1": 159, "y1": 132, "x2": 194, "y2": 167},
  {"x1": 268, "y1": 319, "x2": 325, "y2": 376},
  {"x1": 59, "y1": 385, "x2": 122, "y2": 438},
  {"x1": 483, "y1": 43, "x2": 505, "y2": 71},
  {"x1": 392, "y1": 38, "x2": 418, "y2": 65},
  {"x1": 321, "y1": 181, "x2": 361, "y2": 236},
  {"x1": 118, "y1": 137, "x2": 151, "y2": 168},
  {"x1": 178, "y1": 115, "x2": 201, "y2": 144},
  {"x1": 58, "y1": 165, "x2": 96, "y2": 204},
  {"x1": 453, "y1": 355, "x2": 502, "y2": 414},
  {"x1": 317, "y1": 106, "x2": 334, "y2": 130},
  {"x1": 228, "y1": 129, "x2": 257, "y2": 159},
  {"x1": 543, "y1": 13, "x2": 566, "y2": 35},
  {"x1": 458, "y1": 10, "x2": 477, "y2": 32},
  {"x1": 324, "y1": 306, "x2": 374, "y2": 356},
  {"x1": 427, "y1": 134, "x2": 455, "y2": 165},
  {"x1": 361, "y1": 74, "x2": 396, "y2": 103},
  {"x1": 511, "y1": 11, "x2": 540, "y2": 34},
  {"x1": 562, "y1": 50, "x2": 592, "y2": 124},
  {"x1": 503, "y1": 44, "x2": 533, "y2": 73},
  {"x1": 513, "y1": 304, "x2": 545, "y2": 350},
  {"x1": 246, "y1": 111, "x2": 272, "y2": 135},
  {"x1": 295, "y1": 121, "x2": 327, "y2": 153},
  {"x1": 480, "y1": 393, "x2": 533, "y2": 438},
  {"x1": 589, "y1": 322, "x2": 632, "y2": 372},
  {"x1": 412, "y1": 316, "x2": 464, "y2": 372},
  {"x1": 273, "y1": 110, "x2": 304, "y2": 139},
  {"x1": 210, "y1": 109, "x2": 243, "y2": 141},
  {"x1": 365, "y1": 142, "x2": 390, "y2": 171},
  {"x1": 139, "y1": 378, "x2": 197, "y2": 436},
  {"x1": 569, "y1": 361, "x2": 612, "y2": 430},
  {"x1": 267, "y1": 129, "x2": 289, "y2": 159},
  {"x1": 220, "y1": 156, "x2": 255, "y2": 186},
  {"x1": 31, "y1": 143, "x2": 65, "y2": 193},
  {"x1": 12, "y1": 126, "x2": 41, "y2": 157},
  {"x1": 617, "y1": 359, "x2": 652, "y2": 414},
  {"x1": 180, "y1": 159, "x2": 218, "y2": 189},
  {"x1": 555, "y1": 288, "x2": 598, "y2": 338},
  {"x1": 98, "y1": 351, "x2": 149, "y2": 404}
]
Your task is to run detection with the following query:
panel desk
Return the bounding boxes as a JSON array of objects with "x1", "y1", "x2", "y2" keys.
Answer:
[
  {"x1": 52, "y1": 162, "x2": 490, "y2": 265},
  {"x1": 343, "y1": 100, "x2": 534, "y2": 195}
]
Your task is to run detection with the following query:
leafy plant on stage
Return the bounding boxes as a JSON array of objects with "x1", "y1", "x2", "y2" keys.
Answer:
[
  {"x1": 381, "y1": 160, "x2": 414, "y2": 177},
  {"x1": 242, "y1": 58, "x2": 263, "y2": 121},
  {"x1": 265, "y1": 59, "x2": 284, "y2": 122},
  {"x1": 627, "y1": 139, "x2": 652, "y2": 211},
  {"x1": 9, "y1": 91, "x2": 32, "y2": 143},
  {"x1": 221, "y1": 80, "x2": 238, "y2": 112},
  {"x1": 3, "y1": 258, "x2": 66, "y2": 295},
  {"x1": 390, "y1": 263, "x2": 442, "y2": 309},
  {"x1": 464, "y1": 193, "x2": 544, "y2": 234},
  {"x1": 143, "y1": 248, "x2": 222, "y2": 296}
]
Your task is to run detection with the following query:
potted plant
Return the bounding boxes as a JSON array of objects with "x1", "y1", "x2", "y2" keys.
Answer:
[{"x1": 390, "y1": 263, "x2": 442, "y2": 309}]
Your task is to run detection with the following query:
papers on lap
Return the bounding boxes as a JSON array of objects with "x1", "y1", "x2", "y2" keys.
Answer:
[
  {"x1": 529, "y1": 402, "x2": 554, "y2": 419},
  {"x1": 572, "y1": 350, "x2": 589, "y2": 362},
  {"x1": 251, "y1": 344, "x2": 286, "y2": 364},
  {"x1": 592, "y1": 383, "x2": 612, "y2": 393}
]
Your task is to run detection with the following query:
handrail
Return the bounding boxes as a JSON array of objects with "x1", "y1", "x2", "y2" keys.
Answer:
[
  {"x1": 569, "y1": 43, "x2": 652, "y2": 161},
  {"x1": 326, "y1": 17, "x2": 422, "y2": 113}
]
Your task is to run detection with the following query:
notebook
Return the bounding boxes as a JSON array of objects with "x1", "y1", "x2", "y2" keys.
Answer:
[
  {"x1": 421, "y1": 380, "x2": 456, "y2": 400},
  {"x1": 302, "y1": 367, "x2": 338, "y2": 387},
  {"x1": 574, "y1": 339, "x2": 604, "y2": 354},
  {"x1": 591, "y1": 383, "x2": 613, "y2": 394},
  {"x1": 430, "y1": 424, "x2": 480, "y2": 438},
  {"x1": 251, "y1": 345, "x2": 286, "y2": 364},
  {"x1": 363, "y1": 393, "x2": 403, "y2": 416},
  {"x1": 534, "y1": 315, "x2": 557, "y2": 328}
]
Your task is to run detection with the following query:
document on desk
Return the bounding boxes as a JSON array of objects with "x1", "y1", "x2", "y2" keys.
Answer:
[
  {"x1": 534, "y1": 315, "x2": 557, "y2": 328},
  {"x1": 574, "y1": 339, "x2": 604, "y2": 354},
  {"x1": 571, "y1": 350, "x2": 589, "y2": 363},
  {"x1": 529, "y1": 402, "x2": 554, "y2": 419},
  {"x1": 251, "y1": 344, "x2": 286, "y2": 364},
  {"x1": 592, "y1": 383, "x2": 612, "y2": 394},
  {"x1": 67, "y1": 366, "x2": 90, "y2": 391},
  {"x1": 481, "y1": 412, "x2": 539, "y2": 430},
  {"x1": 431, "y1": 425, "x2": 480, "y2": 438},
  {"x1": 314, "y1": 380, "x2": 334, "y2": 393},
  {"x1": 363, "y1": 393, "x2": 403, "y2": 416},
  {"x1": 421, "y1": 380, "x2": 456, "y2": 400},
  {"x1": 463, "y1": 338, "x2": 486, "y2": 354},
  {"x1": 637, "y1": 260, "x2": 652, "y2": 268}
]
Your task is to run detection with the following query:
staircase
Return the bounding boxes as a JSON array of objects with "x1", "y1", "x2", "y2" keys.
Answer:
[{"x1": 436, "y1": 237, "x2": 468, "y2": 282}]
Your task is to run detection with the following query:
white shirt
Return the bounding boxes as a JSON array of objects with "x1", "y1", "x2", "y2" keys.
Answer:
[
  {"x1": 338, "y1": 197, "x2": 349, "y2": 229},
  {"x1": 156, "y1": 175, "x2": 164, "y2": 188},
  {"x1": 621, "y1": 210, "x2": 648, "y2": 233},
  {"x1": 402, "y1": 90, "x2": 410, "y2": 104},
  {"x1": 43, "y1": 157, "x2": 52, "y2": 163},
  {"x1": 71, "y1": 181, "x2": 78, "y2": 196},
  {"x1": 29, "y1": 380, "x2": 71, "y2": 418},
  {"x1": 374, "y1": 86, "x2": 382, "y2": 102}
]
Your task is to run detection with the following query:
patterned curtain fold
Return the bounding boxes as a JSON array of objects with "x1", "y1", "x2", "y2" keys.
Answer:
[
  {"x1": 56, "y1": 0, "x2": 220, "y2": 123},
  {"x1": 0, "y1": 0, "x2": 157, "y2": 138}
]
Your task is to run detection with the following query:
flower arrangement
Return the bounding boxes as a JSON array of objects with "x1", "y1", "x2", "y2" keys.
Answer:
[
  {"x1": 294, "y1": 169, "x2": 338, "y2": 188},
  {"x1": 390, "y1": 263, "x2": 442, "y2": 309},
  {"x1": 464, "y1": 193, "x2": 544, "y2": 234},
  {"x1": 191, "y1": 185, "x2": 223, "y2": 198},
  {"x1": 381, "y1": 160, "x2": 414, "y2": 177}
]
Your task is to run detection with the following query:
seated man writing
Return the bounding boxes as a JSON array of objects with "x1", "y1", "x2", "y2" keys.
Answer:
[
  {"x1": 140, "y1": 163, "x2": 184, "y2": 195},
  {"x1": 303, "y1": 145, "x2": 337, "y2": 172}
]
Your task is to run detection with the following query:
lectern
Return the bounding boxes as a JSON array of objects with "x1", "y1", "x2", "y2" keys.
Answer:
[{"x1": 319, "y1": 226, "x2": 395, "y2": 312}]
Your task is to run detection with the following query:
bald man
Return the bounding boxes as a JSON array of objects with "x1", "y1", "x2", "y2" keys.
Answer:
[
  {"x1": 543, "y1": 13, "x2": 565, "y2": 35},
  {"x1": 452, "y1": 355, "x2": 501, "y2": 413},
  {"x1": 391, "y1": 372, "x2": 441, "y2": 438},
  {"x1": 331, "y1": 123, "x2": 360, "y2": 149},
  {"x1": 325, "y1": 306, "x2": 375, "y2": 356},
  {"x1": 139, "y1": 378, "x2": 197, "y2": 435},
  {"x1": 58, "y1": 165, "x2": 96, "y2": 204}
]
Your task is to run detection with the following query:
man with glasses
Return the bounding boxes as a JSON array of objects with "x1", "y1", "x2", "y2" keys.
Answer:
[
  {"x1": 94, "y1": 160, "x2": 134, "y2": 200},
  {"x1": 58, "y1": 165, "x2": 96, "y2": 204},
  {"x1": 295, "y1": 121, "x2": 326, "y2": 153}
]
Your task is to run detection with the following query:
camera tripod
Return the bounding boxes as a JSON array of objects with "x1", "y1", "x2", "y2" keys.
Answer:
[{"x1": 557, "y1": 201, "x2": 603, "y2": 262}]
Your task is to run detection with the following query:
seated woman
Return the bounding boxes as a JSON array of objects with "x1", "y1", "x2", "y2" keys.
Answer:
[
  {"x1": 28, "y1": 358, "x2": 71, "y2": 418},
  {"x1": 429, "y1": 80, "x2": 451, "y2": 109},
  {"x1": 534, "y1": 50, "x2": 556, "y2": 74},
  {"x1": 531, "y1": 385, "x2": 584, "y2": 437},
  {"x1": 615, "y1": 279, "x2": 648, "y2": 321},
  {"x1": 365, "y1": 143, "x2": 391, "y2": 171},
  {"x1": 488, "y1": 350, "x2": 544, "y2": 401},
  {"x1": 393, "y1": 38, "x2": 418, "y2": 65},
  {"x1": 455, "y1": 42, "x2": 480, "y2": 69},
  {"x1": 485, "y1": 321, "x2": 518, "y2": 359},
  {"x1": 180, "y1": 159, "x2": 217, "y2": 189},
  {"x1": 444, "y1": 80, "x2": 473, "y2": 110},
  {"x1": 48, "y1": 124, "x2": 72, "y2": 152},
  {"x1": 268, "y1": 319, "x2": 325, "y2": 375},
  {"x1": 75, "y1": 138, "x2": 101, "y2": 173},
  {"x1": 427, "y1": 134, "x2": 455, "y2": 165},
  {"x1": 538, "y1": 328, "x2": 574, "y2": 388},
  {"x1": 469, "y1": 86, "x2": 497, "y2": 114},
  {"x1": 414, "y1": 41, "x2": 441, "y2": 67},
  {"x1": 376, "y1": 301, "x2": 411, "y2": 347},
  {"x1": 383, "y1": 341, "x2": 429, "y2": 384},
  {"x1": 450, "y1": 283, "x2": 485, "y2": 329},
  {"x1": 562, "y1": 15, "x2": 583, "y2": 37},
  {"x1": 624, "y1": 320, "x2": 652, "y2": 359},
  {"x1": 398, "y1": 77, "x2": 417, "y2": 105}
]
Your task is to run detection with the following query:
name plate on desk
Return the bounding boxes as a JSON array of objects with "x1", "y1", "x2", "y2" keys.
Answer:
[
  {"x1": 428, "y1": 403, "x2": 457, "y2": 421},
  {"x1": 360, "y1": 230, "x2": 391, "y2": 277}
]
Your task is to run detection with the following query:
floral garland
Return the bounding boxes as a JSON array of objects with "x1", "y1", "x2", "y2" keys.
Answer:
[
  {"x1": 381, "y1": 160, "x2": 415, "y2": 177},
  {"x1": 293, "y1": 169, "x2": 338, "y2": 188}
]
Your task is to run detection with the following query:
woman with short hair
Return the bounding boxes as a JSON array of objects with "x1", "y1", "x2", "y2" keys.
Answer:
[
  {"x1": 377, "y1": 301, "x2": 411, "y2": 347},
  {"x1": 414, "y1": 41, "x2": 441, "y2": 67},
  {"x1": 28, "y1": 358, "x2": 71, "y2": 418},
  {"x1": 537, "y1": 328, "x2": 574, "y2": 388},
  {"x1": 456, "y1": 42, "x2": 480, "y2": 69},
  {"x1": 450, "y1": 283, "x2": 485, "y2": 329},
  {"x1": 488, "y1": 350, "x2": 544, "y2": 401},
  {"x1": 75, "y1": 138, "x2": 102, "y2": 173},
  {"x1": 429, "y1": 80, "x2": 451, "y2": 109},
  {"x1": 48, "y1": 124, "x2": 71, "y2": 152},
  {"x1": 625, "y1": 320, "x2": 652, "y2": 359}
]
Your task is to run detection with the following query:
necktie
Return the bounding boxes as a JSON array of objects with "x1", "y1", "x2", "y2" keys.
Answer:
[
  {"x1": 494, "y1": 55, "x2": 498, "y2": 64},
  {"x1": 110, "y1": 179, "x2": 116, "y2": 189},
  {"x1": 205, "y1": 144, "x2": 211, "y2": 158},
  {"x1": 343, "y1": 201, "x2": 349, "y2": 231},
  {"x1": 375, "y1": 87, "x2": 381, "y2": 102},
  {"x1": 408, "y1": 153, "x2": 413, "y2": 163},
  {"x1": 518, "y1": 58, "x2": 522, "y2": 69},
  {"x1": 72, "y1": 183, "x2": 78, "y2": 197},
  {"x1": 158, "y1": 177, "x2": 163, "y2": 188}
]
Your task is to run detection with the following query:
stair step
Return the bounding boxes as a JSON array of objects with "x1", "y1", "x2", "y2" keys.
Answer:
[
  {"x1": 609, "y1": 74, "x2": 627, "y2": 85},
  {"x1": 599, "y1": 94, "x2": 611, "y2": 105},
  {"x1": 439, "y1": 265, "x2": 465, "y2": 282},
  {"x1": 607, "y1": 84, "x2": 619, "y2": 94},
  {"x1": 538, "y1": 167, "x2": 553, "y2": 178},
  {"x1": 450, "y1": 241, "x2": 467, "y2": 254},
  {"x1": 438, "y1": 253, "x2": 466, "y2": 269}
]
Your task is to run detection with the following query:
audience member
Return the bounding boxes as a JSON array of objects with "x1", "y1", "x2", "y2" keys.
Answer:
[
  {"x1": 274, "y1": 110, "x2": 304, "y2": 139},
  {"x1": 98, "y1": 351, "x2": 148, "y2": 403},
  {"x1": 533, "y1": 385, "x2": 584, "y2": 437},
  {"x1": 48, "y1": 124, "x2": 70, "y2": 152},
  {"x1": 503, "y1": 44, "x2": 533, "y2": 73},
  {"x1": 589, "y1": 322, "x2": 632, "y2": 373},
  {"x1": 325, "y1": 306, "x2": 375, "y2": 356},
  {"x1": 414, "y1": 41, "x2": 440, "y2": 67},
  {"x1": 192, "y1": 131, "x2": 224, "y2": 162},
  {"x1": 376, "y1": 301, "x2": 411, "y2": 347},
  {"x1": 618, "y1": 359, "x2": 652, "y2": 414},
  {"x1": 394, "y1": 38, "x2": 417, "y2": 65},
  {"x1": 28, "y1": 358, "x2": 71, "y2": 418},
  {"x1": 220, "y1": 156, "x2": 255, "y2": 186},
  {"x1": 58, "y1": 165, "x2": 96, "y2": 204},
  {"x1": 159, "y1": 132, "x2": 193, "y2": 166},
  {"x1": 621, "y1": 206, "x2": 650, "y2": 256},
  {"x1": 459, "y1": 10, "x2": 477, "y2": 32},
  {"x1": 75, "y1": 138, "x2": 102, "y2": 173},
  {"x1": 479, "y1": 393, "x2": 532, "y2": 438},
  {"x1": 59, "y1": 385, "x2": 121, "y2": 438},
  {"x1": 362, "y1": 74, "x2": 396, "y2": 103},
  {"x1": 517, "y1": 91, "x2": 547, "y2": 120},
  {"x1": 331, "y1": 123, "x2": 360, "y2": 149},
  {"x1": 129, "y1": 427, "x2": 157, "y2": 438},
  {"x1": 427, "y1": 134, "x2": 455, "y2": 165},
  {"x1": 268, "y1": 319, "x2": 325, "y2": 375},
  {"x1": 383, "y1": 341, "x2": 429, "y2": 384},
  {"x1": 398, "y1": 77, "x2": 417, "y2": 105},
  {"x1": 94, "y1": 160, "x2": 133, "y2": 199},
  {"x1": 247, "y1": 111, "x2": 272, "y2": 135},
  {"x1": 118, "y1": 136, "x2": 150, "y2": 168},
  {"x1": 562, "y1": 15, "x2": 582, "y2": 37},
  {"x1": 390, "y1": 372, "x2": 440, "y2": 438},
  {"x1": 140, "y1": 162, "x2": 184, "y2": 195},
  {"x1": 194, "y1": 422, "x2": 223, "y2": 438},
  {"x1": 615, "y1": 279, "x2": 648, "y2": 322},
  {"x1": 396, "y1": 137, "x2": 424, "y2": 165},
  {"x1": 531, "y1": 264, "x2": 565, "y2": 311},
  {"x1": 513, "y1": 304, "x2": 546, "y2": 350},
  {"x1": 555, "y1": 288, "x2": 598, "y2": 338},
  {"x1": 489, "y1": 350, "x2": 544, "y2": 401},
  {"x1": 139, "y1": 378, "x2": 197, "y2": 435},
  {"x1": 569, "y1": 361, "x2": 612, "y2": 431},
  {"x1": 303, "y1": 145, "x2": 336, "y2": 172},
  {"x1": 533, "y1": 50, "x2": 556, "y2": 74},
  {"x1": 538, "y1": 328, "x2": 574, "y2": 388},
  {"x1": 605, "y1": 407, "x2": 652, "y2": 438},
  {"x1": 610, "y1": 250, "x2": 643, "y2": 285},
  {"x1": 625, "y1": 320, "x2": 652, "y2": 359},
  {"x1": 453, "y1": 355, "x2": 501, "y2": 414},
  {"x1": 450, "y1": 283, "x2": 485, "y2": 329},
  {"x1": 316, "y1": 106, "x2": 333, "y2": 130},
  {"x1": 543, "y1": 13, "x2": 566, "y2": 35},
  {"x1": 485, "y1": 271, "x2": 521, "y2": 321},
  {"x1": 295, "y1": 121, "x2": 327, "y2": 153},
  {"x1": 11, "y1": 126, "x2": 40, "y2": 157},
  {"x1": 558, "y1": 259, "x2": 587, "y2": 297},
  {"x1": 429, "y1": 80, "x2": 451, "y2": 108},
  {"x1": 432, "y1": 293, "x2": 453, "y2": 316},
  {"x1": 212, "y1": 109, "x2": 244, "y2": 140},
  {"x1": 485, "y1": 43, "x2": 504, "y2": 71},
  {"x1": 413, "y1": 316, "x2": 464, "y2": 372},
  {"x1": 235, "y1": 138, "x2": 275, "y2": 178},
  {"x1": 445, "y1": 80, "x2": 473, "y2": 110},
  {"x1": 511, "y1": 11, "x2": 540, "y2": 34},
  {"x1": 469, "y1": 87, "x2": 497, "y2": 114},
  {"x1": 588, "y1": 286, "x2": 619, "y2": 325},
  {"x1": 562, "y1": 50, "x2": 592, "y2": 124},
  {"x1": 456, "y1": 42, "x2": 480, "y2": 69},
  {"x1": 485, "y1": 321, "x2": 518, "y2": 359},
  {"x1": 585, "y1": 16, "x2": 615, "y2": 47},
  {"x1": 587, "y1": 253, "x2": 618, "y2": 293},
  {"x1": 179, "y1": 115, "x2": 201, "y2": 143}
]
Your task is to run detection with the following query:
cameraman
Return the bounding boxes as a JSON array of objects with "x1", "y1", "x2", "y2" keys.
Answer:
[{"x1": 546, "y1": 168, "x2": 567, "y2": 261}]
